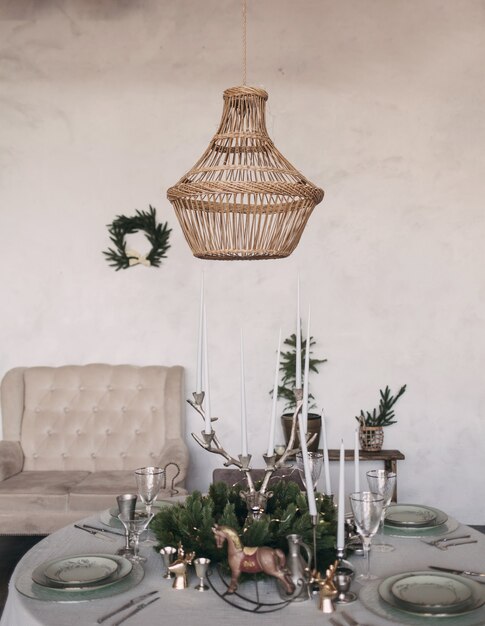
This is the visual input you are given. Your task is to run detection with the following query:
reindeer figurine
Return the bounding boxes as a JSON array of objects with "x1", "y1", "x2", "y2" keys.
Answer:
[
  {"x1": 168, "y1": 544, "x2": 196, "y2": 590},
  {"x1": 212, "y1": 524, "x2": 295, "y2": 595}
]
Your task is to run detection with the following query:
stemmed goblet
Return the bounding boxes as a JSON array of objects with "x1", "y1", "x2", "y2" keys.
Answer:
[
  {"x1": 349, "y1": 491, "x2": 384, "y2": 583},
  {"x1": 296, "y1": 450, "x2": 324, "y2": 491},
  {"x1": 116, "y1": 494, "x2": 137, "y2": 558},
  {"x1": 135, "y1": 466, "x2": 165, "y2": 544},
  {"x1": 366, "y1": 469, "x2": 396, "y2": 552},
  {"x1": 135, "y1": 466, "x2": 165, "y2": 516},
  {"x1": 118, "y1": 511, "x2": 154, "y2": 562}
]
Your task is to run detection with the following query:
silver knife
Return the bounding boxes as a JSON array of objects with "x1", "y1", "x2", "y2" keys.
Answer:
[
  {"x1": 73, "y1": 524, "x2": 115, "y2": 542},
  {"x1": 81, "y1": 524, "x2": 124, "y2": 536},
  {"x1": 429, "y1": 565, "x2": 485, "y2": 577},
  {"x1": 111, "y1": 597, "x2": 160, "y2": 626},
  {"x1": 97, "y1": 590, "x2": 158, "y2": 623}
]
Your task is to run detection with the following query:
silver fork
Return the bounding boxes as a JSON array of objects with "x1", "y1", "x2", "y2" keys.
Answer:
[
  {"x1": 436, "y1": 539, "x2": 478, "y2": 551},
  {"x1": 421, "y1": 534, "x2": 471, "y2": 547}
]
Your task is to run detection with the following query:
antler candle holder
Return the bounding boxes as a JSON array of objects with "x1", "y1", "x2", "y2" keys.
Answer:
[{"x1": 189, "y1": 388, "x2": 316, "y2": 516}]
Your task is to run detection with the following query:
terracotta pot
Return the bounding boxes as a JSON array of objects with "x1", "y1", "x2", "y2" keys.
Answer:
[
  {"x1": 281, "y1": 412, "x2": 321, "y2": 453},
  {"x1": 359, "y1": 426, "x2": 384, "y2": 451}
]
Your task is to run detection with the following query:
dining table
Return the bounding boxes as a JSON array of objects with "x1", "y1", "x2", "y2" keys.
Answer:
[{"x1": 1, "y1": 506, "x2": 485, "y2": 626}]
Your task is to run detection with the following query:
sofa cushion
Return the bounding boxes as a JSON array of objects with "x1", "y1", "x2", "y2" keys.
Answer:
[
  {"x1": 0, "y1": 471, "x2": 89, "y2": 512},
  {"x1": 69, "y1": 470, "x2": 178, "y2": 511}
]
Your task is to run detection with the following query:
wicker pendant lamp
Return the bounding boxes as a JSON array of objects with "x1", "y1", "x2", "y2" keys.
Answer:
[{"x1": 167, "y1": 3, "x2": 324, "y2": 261}]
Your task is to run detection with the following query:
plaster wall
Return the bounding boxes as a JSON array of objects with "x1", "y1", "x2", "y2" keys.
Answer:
[{"x1": 0, "y1": 0, "x2": 484, "y2": 522}]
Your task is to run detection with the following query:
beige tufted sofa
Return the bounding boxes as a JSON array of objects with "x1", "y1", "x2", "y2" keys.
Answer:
[{"x1": 0, "y1": 364, "x2": 189, "y2": 535}]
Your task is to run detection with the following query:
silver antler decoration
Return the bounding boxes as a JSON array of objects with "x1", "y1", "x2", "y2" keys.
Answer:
[{"x1": 189, "y1": 388, "x2": 316, "y2": 516}]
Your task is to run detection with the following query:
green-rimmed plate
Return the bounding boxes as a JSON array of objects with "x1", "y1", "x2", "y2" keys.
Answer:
[
  {"x1": 360, "y1": 575, "x2": 485, "y2": 626},
  {"x1": 32, "y1": 554, "x2": 131, "y2": 591},
  {"x1": 391, "y1": 573, "x2": 474, "y2": 614},
  {"x1": 17, "y1": 558, "x2": 143, "y2": 603},
  {"x1": 386, "y1": 504, "x2": 438, "y2": 528},
  {"x1": 43, "y1": 555, "x2": 118, "y2": 586},
  {"x1": 384, "y1": 505, "x2": 457, "y2": 539},
  {"x1": 379, "y1": 571, "x2": 484, "y2": 617}
]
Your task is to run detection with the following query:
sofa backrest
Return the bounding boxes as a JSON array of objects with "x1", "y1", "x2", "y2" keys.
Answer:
[{"x1": 0, "y1": 364, "x2": 184, "y2": 472}]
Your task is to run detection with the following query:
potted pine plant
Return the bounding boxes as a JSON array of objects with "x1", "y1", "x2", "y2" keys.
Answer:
[
  {"x1": 275, "y1": 333, "x2": 326, "y2": 452},
  {"x1": 356, "y1": 384, "x2": 407, "y2": 451}
]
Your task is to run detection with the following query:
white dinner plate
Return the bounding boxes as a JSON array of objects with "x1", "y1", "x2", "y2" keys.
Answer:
[
  {"x1": 386, "y1": 504, "x2": 438, "y2": 528},
  {"x1": 32, "y1": 554, "x2": 132, "y2": 591},
  {"x1": 391, "y1": 573, "x2": 474, "y2": 614},
  {"x1": 43, "y1": 555, "x2": 118, "y2": 586},
  {"x1": 379, "y1": 571, "x2": 484, "y2": 617}
]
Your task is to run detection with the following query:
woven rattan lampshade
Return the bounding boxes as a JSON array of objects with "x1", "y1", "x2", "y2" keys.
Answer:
[{"x1": 167, "y1": 85, "x2": 324, "y2": 260}]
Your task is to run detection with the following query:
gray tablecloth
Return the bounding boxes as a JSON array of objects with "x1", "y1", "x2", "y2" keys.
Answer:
[{"x1": 1, "y1": 515, "x2": 484, "y2": 626}]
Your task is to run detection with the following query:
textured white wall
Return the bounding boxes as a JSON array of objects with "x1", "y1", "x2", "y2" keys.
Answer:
[{"x1": 1, "y1": 0, "x2": 484, "y2": 522}]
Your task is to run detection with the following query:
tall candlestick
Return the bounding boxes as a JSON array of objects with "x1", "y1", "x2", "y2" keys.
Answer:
[
  {"x1": 302, "y1": 306, "x2": 311, "y2": 433},
  {"x1": 354, "y1": 428, "x2": 360, "y2": 492},
  {"x1": 196, "y1": 274, "x2": 204, "y2": 394},
  {"x1": 267, "y1": 329, "x2": 281, "y2": 457},
  {"x1": 203, "y1": 304, "x2": 211, "y2": 434},
  {"x1": 240, "y1": 330, "x2": 248, "y2": 457},
  {"x1": 337, "y1": 439, "x2": 345, "y2": 551},
  {"x1": 298, "y1": 414, "x2": 317, "y2": 517},
  {"x1": 321, "y1": 411, "x2": 332, "y2": 495},
  {"x1": 295, "y1": 276, "x2": 302, "y2": 389}
]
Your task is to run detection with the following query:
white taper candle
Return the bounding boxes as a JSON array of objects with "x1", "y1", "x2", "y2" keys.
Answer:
[
  {"x1": 354, "y1": 428, "x2": 360, "y2": 492},
  {"x1": 337, "y1": 439, "x2": 346, "y2": 551},
  {"x1": 302, "y1": 306, "x2": 311, "y2": 433},
  {"x1": 240, "y1": 329, "x2": 248, "y2": 457},
  {"x1": 298, "y1": 414, "x2": 317, "y2": 517},
  {"x1": 295, "y1": 276, "x2": 302, "y2": 389},
  {"x1": 321, "y1": 411, "x2": 332, "y2": 495},
  {"x1": 196, "y1": 275, "x2": 204, "y2": 394},
  {"x1": 203, "y1": 304, "x2": 211, "y2": 434},
  {"x1": 267, "y1": 329, "x2": 282, "y2": 457}
]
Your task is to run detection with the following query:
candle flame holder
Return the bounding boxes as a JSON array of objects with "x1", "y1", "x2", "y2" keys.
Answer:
[{"x1": 189, "y1": 389, "x2": 316, "y2": 517}]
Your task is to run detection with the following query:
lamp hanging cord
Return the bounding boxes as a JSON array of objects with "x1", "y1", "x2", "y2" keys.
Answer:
[{"x1": 242, "y1": 0, "x2": 247, "y2": 85}]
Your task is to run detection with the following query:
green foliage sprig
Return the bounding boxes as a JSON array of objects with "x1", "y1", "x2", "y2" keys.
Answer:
[
  {"x1": 356, "y1": 384, "x2": 407, "y2": 427},
  {"x1": 103, "y1": 205, "x2": 171, "y2": 270},
  {"x1": 151, "y1": 481, "x2": 336, "y2": 575},
  {"x1": 274, "y1": 333, "x2": 327, "y2": 411}
]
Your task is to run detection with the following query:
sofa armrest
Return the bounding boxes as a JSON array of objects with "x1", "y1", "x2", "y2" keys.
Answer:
[
  {"x1": 0, "y1": 440, "x2": 24, "y2": 481},
  {"x1": 158, "y1": 439, "x2": 189, "y2": 493}
]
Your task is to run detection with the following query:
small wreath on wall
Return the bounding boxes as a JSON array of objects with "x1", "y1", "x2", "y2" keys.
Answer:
[{"x1": 103, "y1": 206, "x2": 171, "y2": 271}]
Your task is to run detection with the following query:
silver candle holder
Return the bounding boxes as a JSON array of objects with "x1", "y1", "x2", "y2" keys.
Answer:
[{"x1": 189, "y1": 388, "x2": 316, "y2": 517}]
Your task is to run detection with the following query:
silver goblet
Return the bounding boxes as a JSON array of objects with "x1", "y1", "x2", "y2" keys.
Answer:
[
  {"x1": 334, "y1": 567, "x2": 357, "y2": 604},
  {"x1": 160, "y1": 546, "x2": 177, "y2": 579},
  {"x1": 194, "y1": 557, "x2": 210, "y2": 591},
  {"x1": 116, "y1": 494, "x2": 137, "y2": 558}
]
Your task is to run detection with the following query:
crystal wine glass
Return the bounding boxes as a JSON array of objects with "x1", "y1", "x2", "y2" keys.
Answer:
[
  {"x1": 366, "y1": 469, "x2": 396, "y2": 552},
  {"x1": 118, "y1": 511, "x2": 153, "y2": 562},
  {"x1": 134, "y1": 466, "x2": 165, "y2": 516},
  {"x1": 296, "y1": 451, "x2": 324, "y2": 491},
  {"x1": 349, "y1": 491, "x2": 384, "y2": 583}
]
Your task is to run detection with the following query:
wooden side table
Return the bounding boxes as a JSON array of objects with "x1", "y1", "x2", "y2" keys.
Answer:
[{"x1": 327, "y1": 449, "x2": 405, "y2": 502}]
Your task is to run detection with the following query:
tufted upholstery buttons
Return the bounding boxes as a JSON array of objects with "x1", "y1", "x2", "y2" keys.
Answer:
[
  {"x1": 50, "y1": 386, "x2": 55, "y2": 392},
  {"x1": 135, "y1": 429, "x2": 140, "y2": 435},
  {"x1": 151, "y1": 406, "x2": 156, "y2": 412},
  {"x1": 120, "y1": 452, "x2": 126, "y2": 458},
  {"x1": 46, "y1": 429, "x2": 52, "y2": 436},
  {"x1": 91, "y1": 453, "x2": 96, "y2": 459},
  {"x1": 107, "y1": 385, "x2": 113, "y2": 391},
  {"x1": 33, "y1": 453, "x2": 38, "y2": 459},
  {"x1": 35, "y1": 408, "x2": 40, "y2": 413},
  {"x1": 150, "y1": 452, "x2": 156, "y2": 458},
  {"x1": 105, "y1": 428, "x2": 111, "y2": 436},
  {"x1": 64, "y1": 407, "x2": 70, "y2": 414},
  {"x1": 79, "y1": 386, "x2": 85, "y2": 391},
  {"x1": 121, "y1": 406, "x2": 126, "y2": 412},
  {"x1": 137, "y1": 384, "x2": 143, "y2": 390},
  {"x1": 92, "y1": 406, "x2": 98, "y2": 413},
  {"x1": 76, "y1": 429, "x2": 82, "y2": 436}
]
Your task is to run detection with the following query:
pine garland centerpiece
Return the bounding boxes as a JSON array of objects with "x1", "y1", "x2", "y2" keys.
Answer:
[{"x1": 151, "y1": 481, "x2": 337, "y2": 577}]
